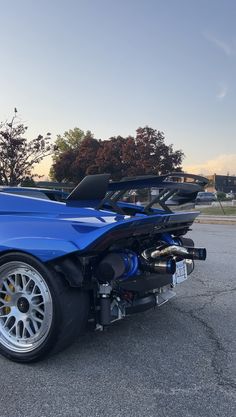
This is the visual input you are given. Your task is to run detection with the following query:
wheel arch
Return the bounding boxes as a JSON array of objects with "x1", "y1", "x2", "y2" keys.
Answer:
[
  {"x1": 0, "y1": 249, "x2": 84, "y2": 288},
  {"x1": 0, "y1": 249, "x2": 90, "y2": 362},
  {"x1": 0, "y1": 237, "x2": 79, "y2": 262}
]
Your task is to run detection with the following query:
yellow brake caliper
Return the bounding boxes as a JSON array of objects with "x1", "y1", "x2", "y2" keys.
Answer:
[{"x1": 3, "y1": 283, "x2": 14, "y2": 315}]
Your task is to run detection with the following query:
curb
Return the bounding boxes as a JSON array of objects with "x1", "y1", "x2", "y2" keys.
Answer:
[{"x1": 195, "y1": 215, "x2": 236, "y2": 225}]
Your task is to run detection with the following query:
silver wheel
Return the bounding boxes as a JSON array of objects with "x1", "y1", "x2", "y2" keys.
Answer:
[{"x1": 0, "y1": 261, "x2": 53, "y2": 353}]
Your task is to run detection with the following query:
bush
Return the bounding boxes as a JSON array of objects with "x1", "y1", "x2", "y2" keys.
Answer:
[{"x1": 216, "y1": 192, "x2": 226, "y2": 201}]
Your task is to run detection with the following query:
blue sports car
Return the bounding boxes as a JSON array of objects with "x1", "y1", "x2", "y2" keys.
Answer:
[{"x1": 0, "y1": 173, "x2": 207, "y2": 362}]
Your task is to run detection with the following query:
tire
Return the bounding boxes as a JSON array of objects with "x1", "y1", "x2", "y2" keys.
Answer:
[{"x1": 0, "y1": 252, "x2": 89, "y2": 363}]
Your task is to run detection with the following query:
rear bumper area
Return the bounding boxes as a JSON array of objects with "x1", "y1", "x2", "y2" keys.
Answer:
[
  {"x1": 80, "y1": 211, "x2": 199, "y2": 253},
  {"x1": 118, "y1": 273, "x2": 173, "y2": 293}
]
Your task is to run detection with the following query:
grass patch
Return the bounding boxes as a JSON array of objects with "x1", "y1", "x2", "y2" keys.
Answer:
[{"x1": 199, "y1": 206, "x2": 236, "y2": 216}]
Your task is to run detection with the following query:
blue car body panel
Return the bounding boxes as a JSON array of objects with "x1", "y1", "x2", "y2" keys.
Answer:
[
  {"x1": 0, "y1": 191, "x2": 199, "y2": 262},
  {"x1": 0, "y1": 186, "x2": 68, "y2": 201}
]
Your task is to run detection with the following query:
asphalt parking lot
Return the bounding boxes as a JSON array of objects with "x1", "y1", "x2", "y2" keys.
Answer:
[{"x1": 0, "y1": 224, "x2": 236, "y2": 417}]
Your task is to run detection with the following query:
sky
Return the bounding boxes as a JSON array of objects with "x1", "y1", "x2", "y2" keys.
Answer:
[{"x1": 0, "y1": 0, "x2": 236, "y2": 177}]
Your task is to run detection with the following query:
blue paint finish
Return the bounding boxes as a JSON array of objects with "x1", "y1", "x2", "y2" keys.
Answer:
[
  {"x1": 161, "y1": 233, "x2": 177, "y2": 245},
  {"x1": 0, "y1": 192, "x2": 199, "y2": 262},
  {"x1": 118, "y1": 250, "x2": 139, "y2": 280}
]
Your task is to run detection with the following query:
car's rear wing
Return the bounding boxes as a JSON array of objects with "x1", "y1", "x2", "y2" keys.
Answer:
[{"x1": 66, "y1": 172, "x2": 208, "y2": 213}]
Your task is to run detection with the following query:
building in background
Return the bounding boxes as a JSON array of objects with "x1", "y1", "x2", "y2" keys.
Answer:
[{"x1": 206, "y1": 174, "x2": 236, "y2": 194}]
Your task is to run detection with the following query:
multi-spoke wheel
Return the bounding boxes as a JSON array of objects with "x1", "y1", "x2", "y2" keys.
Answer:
[
  {"x1": 0, "y1": 253, "x2": 89, "y2": 363},
  {"x1": 0, "y1": 261, "x2": 53, "y2": 353}
]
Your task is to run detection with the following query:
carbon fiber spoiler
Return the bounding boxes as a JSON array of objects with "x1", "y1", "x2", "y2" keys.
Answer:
[
  {"x1": 108, "y1": 172, "x2": 208, "y2": 192},
  {"x1": 104, "y1": 173, "x2": 208, "y2": 213},
  {"x1": 67, "y1": 172, "x2": 208, "y2": 213}
]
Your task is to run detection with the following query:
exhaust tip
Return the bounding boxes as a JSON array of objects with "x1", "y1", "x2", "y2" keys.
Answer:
[
  {"x1": 185, "y1": 247, "x2": 207, "y2": 261},
  {"x1": 153, "y1": 259, "x2": 176, "y2": 275},
  {"x1": 166, "y1": 259, "x2": 176, "y2": 274}
]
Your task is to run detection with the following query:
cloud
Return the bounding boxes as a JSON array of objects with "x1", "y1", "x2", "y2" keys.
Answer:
[
  {"x1": 216, "y1": 82, "x2": 228, "y2": 100},
  {"x1": 184, "y1": 154, "x2": 236, "y2": 175},
  {"x1": 204, "y1": 33, "x2": 235, "y2": 56}
]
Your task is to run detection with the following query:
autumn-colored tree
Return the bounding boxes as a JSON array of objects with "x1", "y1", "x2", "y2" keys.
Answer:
[
  {"x1": 50, "y1": 149, "x2": 78, "y2": 182},
  {"x1": 51, "y1": 126, "x2": 184, "y2": 182},
  {"x1": 134, "y1": 127, "x2": 184, "y2": 175},
  {"x1": 95, "y1": 128, "x2": 183, "y2": 179},
  {"x1": 0, "y1": 110, "x2": 53, "y2": 186},
  {"x1": 50, "y1": 128, "x2": 97, "y2": 180},
  {"x1": 72, "y1": 134, "x2": 101, "y2": 181},
  {"x1": 96, "y1": 136, "x2": 125, "y2": 180},
  {"x1": 121, "y1": 136, "x2": 138, "y2": 177}
]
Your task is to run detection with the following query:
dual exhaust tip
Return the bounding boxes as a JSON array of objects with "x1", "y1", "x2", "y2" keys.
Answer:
[
  {"x1": 141, "y1": 246, "x2": 206, "y2": 275},
  {"x1": 142, "y1": 245, "x2": 206, "y2": 262}
]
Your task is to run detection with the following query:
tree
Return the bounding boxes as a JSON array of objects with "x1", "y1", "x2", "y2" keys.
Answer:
[
  {"x1": 72, "y1": 135, "x2": 101, "y2": 181},
  {"x1": 120, "y1": 136, "x2": 138, "y2": 177},
  {"x1": 50, "y1": 125, "x2": 184, "y2": 183},
  {"x1": 51, "y1": 132, "x2": 101, "y2": 183},
  {"x1": 134, "y1": 127, "x2": 184, "y2": 175},
  {"x1": 94, "y1": 128, "x2": 184, "y2": 179},
  {"x1": 50, "y1": 149, "x2": 78, "y2": 183},
  {"x1": 0, "y1": 111, "x2": 54, "y2": 186},
  {"x1": 53, "y1": 127, "x2": 85, "y2": 156},
  {"x1": 50, "y1": 127, "x2": 94, "y2": 180},
  {"x1": 96, "y1": 136, "x2": 125, "y2": 180}
]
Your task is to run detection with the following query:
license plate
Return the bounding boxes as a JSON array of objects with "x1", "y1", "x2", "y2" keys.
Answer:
[{"x1": 172, "y1": 260, "x2": 188, "y2": 285}]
